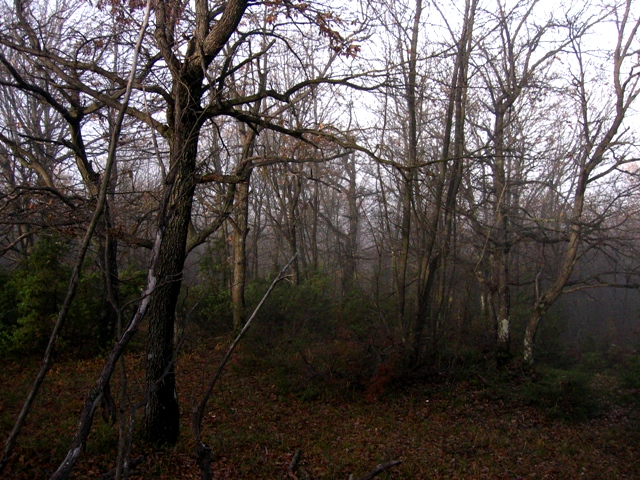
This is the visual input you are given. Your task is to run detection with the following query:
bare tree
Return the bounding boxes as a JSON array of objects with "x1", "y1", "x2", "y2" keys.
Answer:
[
  {"x1": 463, "y1": 0, "x2": 577, "y2": 363},
  {"x1": 522, "y1": 0, "x2": 640, "y2": 363}
]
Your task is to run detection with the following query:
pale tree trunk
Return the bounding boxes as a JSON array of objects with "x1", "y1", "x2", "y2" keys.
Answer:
[
  {"x1": 231, "y1": 51, "x2": 267, "y2": 331},
  {"x1": 232, "y1": 175, "x2": 250, "y2": 332},
  {"x1": 343, "y1": 153, "x2": 359, "y2": 295},
  {"x1": 489, "y1": 103, "x2": 513, "y2": 366},
  {"x1": 231, "y1": 129, "x2": 258, "y2": 332},
  {"x1": 469, "y1": 2, "x2": 577, "y2": 366},
  {"x1": 522, "y1": 225, "x2": 583, "y2": 364},
  {"x1": 523, "y1": 308, "x2": 543, "y2": 365},
  {"x1": 522, "y1": 2, "x2": 640, "y2": 363}
]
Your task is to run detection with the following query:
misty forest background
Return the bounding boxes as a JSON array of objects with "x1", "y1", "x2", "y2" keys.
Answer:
[{"x1": 1, "y1": 0, "x2": 640, "y2": 478}]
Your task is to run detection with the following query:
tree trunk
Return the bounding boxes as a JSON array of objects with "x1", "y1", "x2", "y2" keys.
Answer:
[
  {"x1": 394, "y1": 0, "x2": 422, "y2": 340},
  {"x1": 232, "y1": 174, "x2": 250, "y2": 332},
  {"x1": 411, "y1": 0, "x2": 475, "y2": 364},
  {"x1": 489, "y1": 103, "x2": 513, "y2": 366},
  {"x1": 144, "y1": 88, "x2": 201, "y2": 445},
  {"x1": 523, "y1": 308, "x2": 543, "y2": 365},
  {"x1": 98, "y1": 226, "x2": 120, "y2": 345},
  {"x1": 343, "y1": 154, "x2": 359, "y2": 296},
  {"x1": 285, "y1": 172, "x2": 301, "y2": 285},
  {"x1": 143, "y1": 0, "x2": 252, "y2": 437},
  {"x1": 493, "y1": 249, "x2": 511, "y2": 366}
]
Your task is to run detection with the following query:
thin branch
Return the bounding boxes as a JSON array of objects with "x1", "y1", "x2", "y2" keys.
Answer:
[
  {"x1": 0, "y1": 2, "x2": 153, "y2": 477},
  {"x1": 191, "y1": 254, "x2": 298, "y2": 480},
  {"x1": 353, "y1": 460, "x2": 403, "y2": 480}
]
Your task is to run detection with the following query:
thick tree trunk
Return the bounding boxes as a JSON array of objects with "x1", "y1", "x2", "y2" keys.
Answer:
[
  {"x1": 493, "y1": 249, "x2": 511, "y2": 366},
  {"x1": 144, "y1": 93, "x2": 200, "y2": 445}
]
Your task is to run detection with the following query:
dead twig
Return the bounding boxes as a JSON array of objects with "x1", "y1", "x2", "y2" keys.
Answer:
[
  {"x1": 351, "y1": 460, "x2": 403, "y2": 480},
  {"x1": 285, "y1": 449, "x2": 310, "y2": 479}
]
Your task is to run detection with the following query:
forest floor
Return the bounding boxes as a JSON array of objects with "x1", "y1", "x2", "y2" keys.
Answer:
[{"x1": 1, "y1": 336, "x2": 639, "y2": 479}]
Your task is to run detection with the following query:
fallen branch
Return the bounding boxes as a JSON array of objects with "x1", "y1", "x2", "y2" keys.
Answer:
[
  {"x1": 351, "y1": 460, "x2": 403, "y2": 480},
  {"x1": 286, "y1": 449, "x2": 309, "y2": 479},
  {"x1": 288, "y1": 449, "x2": 302, "y2": 475}
]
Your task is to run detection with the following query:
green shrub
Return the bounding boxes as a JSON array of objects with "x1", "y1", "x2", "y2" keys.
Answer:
[
  {"x1": 0, "y1": 235, "x2": 103, "y2": 356},
  {"x1": 579, "y1": 351, "x2": 609, "y2": 373},
  {"x1": 521, "y1": 368, "x2": 601, "y2": 421},
  {"x1": 186, "y1": 245, "x2": 233, "y2": 334},
  {"x1": 245, "y1": 274, "x2": 336, "y2": 343},
  {"x1": 0, "y1": 236, "x2": 68, "y2": 354},
  {"x1": 618, "y1": 355, "x2": 640, "y2": 390},
  {"x1": 0, "y1": 270, "x2": 19, "y2": 353},
  {"x1": 191, "y1": 285, "x2": 232, "y2": 333},
  {"x1": 236, "y1": 275, "x2": 404, "y2": 401}
]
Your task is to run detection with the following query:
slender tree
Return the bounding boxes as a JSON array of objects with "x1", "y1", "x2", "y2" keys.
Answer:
[{"x1": 522, "y1": 0, "x2": 640, "y2": 363}]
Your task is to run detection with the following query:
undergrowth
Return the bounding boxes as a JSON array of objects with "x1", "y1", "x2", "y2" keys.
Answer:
[{"x1": 519, "y1": 368, "x2": 602, "y2": 421}]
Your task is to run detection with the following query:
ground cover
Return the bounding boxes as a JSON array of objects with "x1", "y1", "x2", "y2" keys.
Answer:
[{"x1": 1, "y1": 341, "x2": 639, "y2": 479}]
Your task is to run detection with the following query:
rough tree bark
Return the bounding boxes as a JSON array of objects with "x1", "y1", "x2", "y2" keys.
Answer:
[{"x1": 142, "y1": 0, "x2": 249, "y2": 445}]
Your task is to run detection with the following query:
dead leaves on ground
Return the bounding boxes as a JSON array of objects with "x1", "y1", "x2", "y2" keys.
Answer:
[{"x1": 1, "y1": 349, "x2": 639, "y2": 479}]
